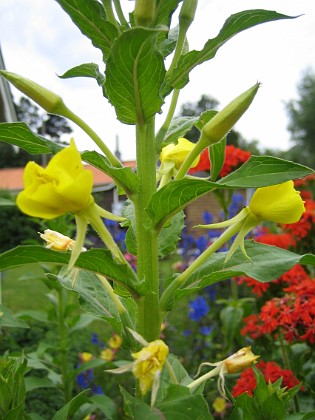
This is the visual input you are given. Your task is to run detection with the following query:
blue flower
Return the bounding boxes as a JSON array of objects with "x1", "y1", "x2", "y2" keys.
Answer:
[
  {"x1": 189, "y1": 296, "x2": 210, "y2": 321},
  {"x1": 199, "y1": 325, "x2": 213, "y2": 336},
  {"x1": 91, "y1": 333, "x2": 99, "y2": 345}
]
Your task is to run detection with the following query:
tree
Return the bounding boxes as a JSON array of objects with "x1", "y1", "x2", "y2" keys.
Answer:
[
  {"x1": 286, "y1": 69, "x2": 315, "y2": 168},
  {"x1": 0, "y1": 97, "x2": 72, "y2": 168}
]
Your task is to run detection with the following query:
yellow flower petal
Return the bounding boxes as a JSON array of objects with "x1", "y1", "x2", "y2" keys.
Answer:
[
  {"x1": 16, "y1": 140, "x2": 94, "y2": 219},
  {"x1": 249, "y1": 181, "x2": 305, "y2": 224},
  {"x1": 132, "y1": 340, "x2": 169, "y2": 395},
  {"x1": 160, "y1": 138, "x2": 199, "y2": 169}
]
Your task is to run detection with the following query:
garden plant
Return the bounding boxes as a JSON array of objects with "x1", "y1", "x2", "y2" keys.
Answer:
[{"x1": 1, "y1": 0, "x2": 315, "y2": 418}]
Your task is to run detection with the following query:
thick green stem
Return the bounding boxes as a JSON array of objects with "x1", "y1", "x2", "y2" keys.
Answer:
[
  {"x1": 135, "y1": 120, "x2": 160, "y2": 341},
  {"x1": 102, "y1": 0, "x2": 119, "y2": 29},
  {"x1": 113, "y1": 0, "x2": 129, "y2": 26}
]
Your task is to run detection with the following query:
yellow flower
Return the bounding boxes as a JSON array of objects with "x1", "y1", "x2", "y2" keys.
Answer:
[
  {"x1": 160, "y1": 138, "x2": 199, "y2": 170},
  {"x1": 17, "y1": 139, "x2": 94, "y2": 219},
  {"x1": 107, "y1": 334, "x2": 122, "y2": 350},
  {"x1": 100, "y1": 348, "x2": 114, "y2": 362},
  {"x1": 196, "y1": 181, "x2": 305, "y2": 261},
  {"x1": 212, "y1": 397, "x2": 227, "y2": 414},
  {"x1": 132, "y1": 340, "x2": 169, "y2": 395},
  {"x1": 39, "y1": 229, "x2": 86, "y2": 252},
  {"x1": 249, "y1": 181, "x2": 305, "y2": 224},
  {"x1": 80, "y1": 352, "x2": 93, "y2": 363}
]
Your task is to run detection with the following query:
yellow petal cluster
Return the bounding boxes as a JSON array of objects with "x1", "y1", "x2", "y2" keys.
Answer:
[
  {"x1": 160, "y1": 138, "x2": 199, "y2": 170},
  {"x1": 249, "y1": 180, "x2": 305, "y2": 224},
  {"x1": 108, "y1": 334, "x2": 122, "y2": 350},
  {"x1": 17, "y1": 139, "x2": 94, "y2": 219},
  {"x1": 132, "y1": 340, "x2": 169, "y2": 395}
]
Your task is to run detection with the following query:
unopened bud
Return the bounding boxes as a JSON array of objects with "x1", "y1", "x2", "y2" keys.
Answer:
[
  {"x1": 200, "y1": 82, "x2": 260, "y2": 146},
  {"x1": 179, "y1": 0, "x2": 198, "y2": 29},
  {"x1": 0, "y1": 70, "x2": 66, "y2": 114},
  {"x1": 134, "y1": 0, "x2": 155, "y2": 27}
]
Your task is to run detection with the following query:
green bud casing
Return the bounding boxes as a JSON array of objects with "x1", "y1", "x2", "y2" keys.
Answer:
[
  {"x1": 0, "y1": 70, "x2": 66, "y2": 114},
  {"x1": 200, "y1": 82, "x2": 260, "y2": 146},
  {"x1": 134, "y1": 0, "x2": 155, "y2": 27},
  {"x1": 179, "y1": 0, "x2": 198, "y2": 28}
]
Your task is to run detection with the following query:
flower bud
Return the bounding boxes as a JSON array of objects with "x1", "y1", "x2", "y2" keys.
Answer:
[
  {"x1": 0, "y1": 70, "x2": 66, "y2": 114},
  {"x1": 134, "y1": 0, "x2": 155, "y2": 27},
  {"x1": 200, "y1": 82, "x2": 260, "y2": 146},
  {"x1": 224, "y1": 346, "x2": 259, "y2": 374},
  {"x1": 160, "y1": 137, "x2": 200, "y2": 170},
  {"x1": 179, "y1": 0, "x2": 198, "y2": 29}
]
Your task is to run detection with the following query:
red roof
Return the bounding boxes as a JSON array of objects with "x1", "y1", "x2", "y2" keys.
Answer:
[{"x1": 0, "y1": 161, "x2": 136, "y2": 192}]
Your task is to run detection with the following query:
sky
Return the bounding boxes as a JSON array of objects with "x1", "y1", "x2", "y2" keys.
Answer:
[{"x1": 1, "y1": 0, "x2": 315, "y2": 161}]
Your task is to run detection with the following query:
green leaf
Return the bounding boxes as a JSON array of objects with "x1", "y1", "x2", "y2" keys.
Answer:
[
  {"x1": 52, "y1": 390, "x2": 90, "y2": 420},
  {"x1": 158, "y1": 211, "x2": 185, "y2": 258},
  {"x1": 25, "y1": 376, "x2": 55, "y2": 392},
  {"x1": 163, "y1": 116, "x2": 199, "y2": 146},
  {"x1": 0, "y1": 246, "x2": 143, "y2": 296},
  {"x1": 166, "y1": 10, "x2": 296, "y2": 91},
  {"x1": 220, "y1": 306, "x2": 244, "y2": 348},
  {"x1": 210, "y1": 138, "x2": 226, "y2": 181},
  {"x1": 218, "y1": 155, "x2": 314, "y2": 187},
  {"x1": 58, "y1": 62, "x2": 105, "y2": 85},
  {"x1": 157, "y1": 384, "x2": 213, "y2": 419},
  {"x1": 81, "y1": 150, "x2": 139, "y2": 195},
  {"x1": 120, "y1": 387, "x2": 162, "y2": 420},
  {"x1": 0, "y1": 122, "x2": 61, "y2": 155},
  {"x1": 105, "y1": 28, "x2": 165, "y2": 124},
  {"x1": 57, "y1": 270, "x2": 122, "y2": 332},
  {"x1": 158, "y1": 25, "x2": 179, "y2": 58},
  {"x1": 89, "y1": 395, "x2": 116, "y2": 420},
  {"x1": 0, "y1": 305, "x2": 29, "y2": 329},
  {"x1": 0, "y1": 197, "x2": 15, "y2": 207},
  {"x1": 55, "y1": 0, "x2": 118, "y2": 59},
  {"x1": 146, "y1": 178, "x2": 217, "y2": 229},
  {"x1": 170, "y1": 241, "x2": 313, "y2": 306}
]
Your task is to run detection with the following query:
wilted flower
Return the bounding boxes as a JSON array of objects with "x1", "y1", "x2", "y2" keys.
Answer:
[
  {"x1": 196, "y1": 181, "x2": 305, "y2": 261},
  {"x1": 39, "y1": 229, "x2": 86, "y2": 252},
  {"x1": 188, "y1": 346, "x2": 259, "y2": 397},
  {"x1": 132, "y1": 340, "x2": 169, "y2": 395}
]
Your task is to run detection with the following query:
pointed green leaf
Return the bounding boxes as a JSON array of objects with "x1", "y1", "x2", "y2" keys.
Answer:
[
  {"x1": 0, "y1": 122, "x2": 60, "y2": 154},
  {"x1": 25, "y1": 377, "x2": 55, "y2": 392},
  {"x1": 0, "y1": 246, "x2": 143, "y2": 296},
  {"x1": 218, "y1": 155, "x2": 314, "y2": 187},
  {"x1": 81, "y1": 150, "x2": 139, "y2": 195},
  {"x1": 167, "y1": 242, "x2": 315, "y2": 306},
  {"x1": 163, "y1": 116, "x2": 199, "y2": 146},
  {"x1": 210, "y1": 138, "x2": 226, "y2": 181},
  {"x1": 158, "y1": 211, "x2": 185, "y2": 258},
  {"x1": 120, "y1": 387, "x2": 162, "y2": 420},
  {"x1": 0, "y1": 305, "x2": 29, "y2": 329},
  {"x1": 166, "y1": 10, "x2": 296, "y2": 91},
  {"x1": 89, "y1": 395, "x2": 116, "y2": 420},
  {"x1": 58, "y1": 63, "x2": 105, "y2": 85},
  {"x1": 52, "y1": 390, "x2": 90, "y2": 420},
  {"x1": 55, "y1": 0, "x2": 118, "y2": 59},
  {"x1": 105, "y1": 28, "x2": 166, "y2": 124},
  {"x1": 146, "y1": 178, "x2": 217, "y2": 229}
]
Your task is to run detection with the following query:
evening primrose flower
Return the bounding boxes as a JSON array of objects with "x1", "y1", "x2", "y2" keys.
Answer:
[
  {"x1": 100, "y1": 348, "x2": 115, "y2": 362},
  {"x1": 17, "y1": 139, "x2": 126, "y2": 270},
  {"x1": 157, "y1": 138, "x2": 200, "y2": 188},
  {"x1": 108, "y1": 333, "x2": 122, "y2": 350},
  {"x1": 188, "y1": 346, "x2": 259, "y2": 397},
  {"x1": 196, "y1": 181, "x2": 305, "y2": 261}
]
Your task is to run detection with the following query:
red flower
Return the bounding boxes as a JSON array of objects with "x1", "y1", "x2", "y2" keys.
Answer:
[
  {"x1": 255, "y1": 233, "x2": 296, "y2": 249},
  {"x1": 232, "y1": 360, "x2": 301, "y2": 397},
  {"x1": 189, "y1": 145, "x2": 251, "y2": 177}
]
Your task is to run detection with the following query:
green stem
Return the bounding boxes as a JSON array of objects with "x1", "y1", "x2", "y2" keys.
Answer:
[
  {"x1": 155, "y1": 89, "x2": 180, "y2": 149},
  {"x1": 102, "y1": 0, "x2": 119, "y2": 29},
  {"x1": 160, "y1": 223, "x2": 241, "y2": 311},
  {"x1": 62, "y1": 107, "x2": 122, "y2": 168},
  {"x1": 58, "y1": 287, "x2": 72, "y2": 402},
  {"x1": 113, "y1": 0, "x2": 129, "y2": 27},
  {"x1": 134, "y1": 119, "x2": 160, "y2": 341},
  {"x1": 166, "y1": 22, "x2": 189, "y2": 76}
]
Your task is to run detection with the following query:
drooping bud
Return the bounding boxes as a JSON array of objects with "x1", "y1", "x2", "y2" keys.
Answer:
[
  {"x1": 134, "y1": 0, "x2": 155, "y2": 27},
  {"x1": 200, "y1": 82, "x2": 260, "y2": 147},
  {"x1": 0, "y1": 70, "x2": 67, "y2": 115},
  {"x1": 224, "y1": 346, "x2": 260, "y2": 374}
]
